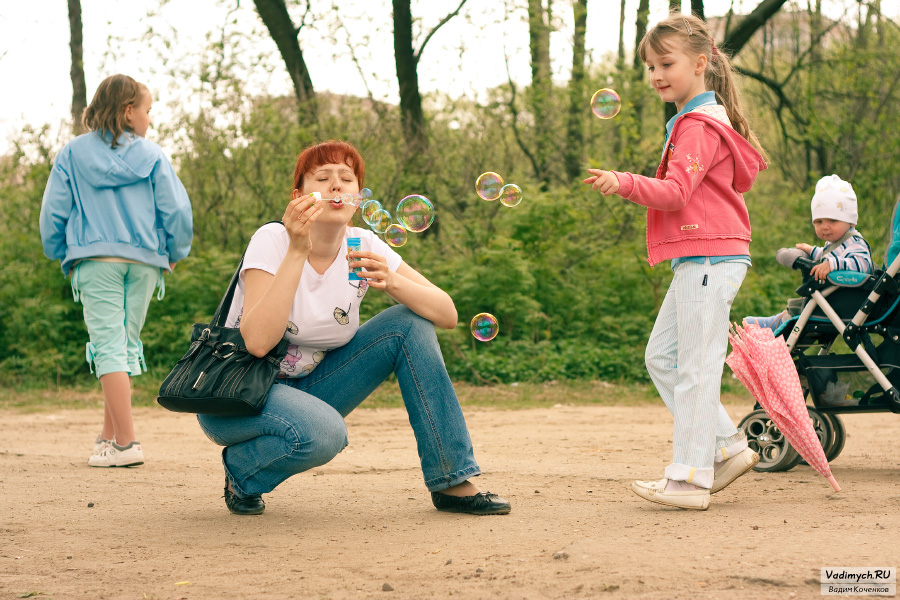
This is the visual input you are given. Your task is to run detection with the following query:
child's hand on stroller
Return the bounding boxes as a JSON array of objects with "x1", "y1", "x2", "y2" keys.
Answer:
[
  {"x1": 810, "y1": 260, "x2": 833, "y2": 282},
  {"x1": 795, "y1": 243, "x2": 814, "y2": 254}
]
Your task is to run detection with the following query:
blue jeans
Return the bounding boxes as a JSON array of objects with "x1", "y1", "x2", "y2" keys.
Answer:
[
  {"x1": 197, "y1": 305, "x2": 481, "y2": 497},
  {"x1": 645, "y1": 259, "x2": 749, "y2": 488}
]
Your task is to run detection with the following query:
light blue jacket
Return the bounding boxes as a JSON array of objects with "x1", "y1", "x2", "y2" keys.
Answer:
[{"x1": 39, "y1": 131, "x2": 193, "y2": 275}]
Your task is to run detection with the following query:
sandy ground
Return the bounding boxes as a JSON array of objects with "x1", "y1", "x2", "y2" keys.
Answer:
[{"x1": 1, "y1": 402, "x2": 898, "y2": 600}]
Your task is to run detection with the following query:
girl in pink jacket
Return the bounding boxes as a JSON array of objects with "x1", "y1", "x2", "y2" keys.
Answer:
[{"x1": 585, "y1": 14, "x2": 768, "y2": 510}]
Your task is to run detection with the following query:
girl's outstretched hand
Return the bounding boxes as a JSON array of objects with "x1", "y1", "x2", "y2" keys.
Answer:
[
  {"x1": 283, "y1": 192, "x2": 323, "y2": 254},
  {"x1": 584, "y1": 169, "x2": 620, "y2": 196}
]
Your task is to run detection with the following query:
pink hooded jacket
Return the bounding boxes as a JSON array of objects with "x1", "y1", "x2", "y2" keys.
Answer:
[{"x1": 612, "y1": 109, "x2": 767, "y2": 266}]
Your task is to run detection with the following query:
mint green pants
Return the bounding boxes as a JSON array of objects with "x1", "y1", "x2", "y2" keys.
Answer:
[{"x1": 71, "y1": 260, "x2": 162, "y2": 378}]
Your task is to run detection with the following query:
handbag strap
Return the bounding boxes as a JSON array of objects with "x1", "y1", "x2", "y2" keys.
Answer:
[{"x1": 209, "y1": 220, "x2": 285, "y2": 328}]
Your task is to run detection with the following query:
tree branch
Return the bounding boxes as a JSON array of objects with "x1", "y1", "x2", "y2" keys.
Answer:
[
  {"x1": 333, "y1": 3, "x2": 386, "y2": 121},
  {"x1": 721, "y1": 0, "x2": 790, "y2": 57},
  {"x1": 503, "y1": 47, "x2": 541, "y2": 180},
  {"x1": 415, "y1": 0, "x2": 468, "y2": 64}
]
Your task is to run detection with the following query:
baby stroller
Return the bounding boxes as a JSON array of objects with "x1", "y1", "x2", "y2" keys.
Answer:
[{"x1": 738, "y1": 198, "x2": 900, "y2": 471}]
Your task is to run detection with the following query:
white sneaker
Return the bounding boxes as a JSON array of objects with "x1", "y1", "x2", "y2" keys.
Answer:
[
  {"x1": 89, "y1": 441, "x2": 144, "y2": 467},
  {"x1": 91, "y1": 437, "x2": 113, "y2": 457},
  {"x1": 710, "y1": 447, "x2": 759, "y2": 494},
  {"x1": 631, "y1": 478, "x2": 710, "y2": 510}
]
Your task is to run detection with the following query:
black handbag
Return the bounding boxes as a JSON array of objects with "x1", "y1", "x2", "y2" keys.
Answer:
[{"x1": 157, "y1": 247, "x2": 290, "y2": 416}]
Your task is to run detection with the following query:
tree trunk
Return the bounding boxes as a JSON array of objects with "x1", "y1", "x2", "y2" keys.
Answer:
[
  {"x1": 392, "y1": 0, "x2": 428, "y2": 155},
  {"x1": 68, "y1": 0, "x2": 86, "y2": 134},
  {"x1": 664, "y1": 0, "x2": 681, "y2": 127},
  {"x1": 630, "y1": 0, "x2": 651, "y2": 138},
  {"x1": 691, "y1": 0, "x2": 705, "y2": 19},
  {"x1": 617, "y1": 0, "x2": 627, "y2": 69},
  {"x1": 721, "y1": 0, "x2": 790, "y2": 56},
  {"x1": 633, "y1": 0, "x2": 650, "y2": 71},
  {"x1": 564, "y1": 0, "x2": 588, "y2": 181},
  {"x1": 528, "y1": 0, "x2": 553, "y2": 189},
  {"x1": 253, "y1": 0, "x2": 317, "y2": 127},
  {"x1": 809, "y1": 0, "x2": 828, "y2": 176}
]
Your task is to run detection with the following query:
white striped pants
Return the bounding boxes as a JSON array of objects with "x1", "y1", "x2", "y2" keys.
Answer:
[{"x1": 645, "y1": 259, "x2": 749, "y2": 488}]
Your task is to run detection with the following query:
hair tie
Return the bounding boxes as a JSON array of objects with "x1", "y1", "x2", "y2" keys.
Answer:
[{"x1": 710, "y1": 38, "x2": 720, "y2": 62}]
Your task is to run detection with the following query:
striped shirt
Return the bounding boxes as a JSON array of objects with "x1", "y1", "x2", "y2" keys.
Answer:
[{"x1": 809, "y1": 231, "x2": 873, "y2": 274}]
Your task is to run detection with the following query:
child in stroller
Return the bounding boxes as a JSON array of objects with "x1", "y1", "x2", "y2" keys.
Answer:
[
  {"x1": 746, "y1": 175, "x2": 873, "y2": 331},
  {"x1": 735, "y1": 186, "x2": 900, "y2": 472}
]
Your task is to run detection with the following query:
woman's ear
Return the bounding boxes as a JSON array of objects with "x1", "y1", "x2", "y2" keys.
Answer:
[{"x1": 291, "y1": 188, "x2": 302, "y2": 200}]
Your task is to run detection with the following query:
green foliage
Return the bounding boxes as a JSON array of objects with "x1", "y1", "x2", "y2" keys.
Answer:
[{"x1": 4, "y1": 14, "x2": 900, "y2": 391}]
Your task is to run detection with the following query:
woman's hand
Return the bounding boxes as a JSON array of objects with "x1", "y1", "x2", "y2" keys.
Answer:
[
  {"x1": 350, "y1": 250, "x2": 392, "y2": 290},
  {"x1": 283, "y1": 192, "x2": 324, "y2": 254},
  {"x1": 584, "y1": 169, "x2": 620, "y2": 196}
]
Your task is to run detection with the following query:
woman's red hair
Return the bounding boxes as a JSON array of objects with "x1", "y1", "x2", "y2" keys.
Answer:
[{"x1": 292, "y1": 140, "x2": 365, "y2": 191}]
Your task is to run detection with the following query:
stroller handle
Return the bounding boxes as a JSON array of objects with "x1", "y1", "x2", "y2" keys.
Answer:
[{"x1": 792, "y1": 255, "x2": 818, "y2": 276}]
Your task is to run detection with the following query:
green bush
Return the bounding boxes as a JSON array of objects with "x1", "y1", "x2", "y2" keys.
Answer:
[{"x1": 4, "y1": 24, "x2": 900, "y2": 389}]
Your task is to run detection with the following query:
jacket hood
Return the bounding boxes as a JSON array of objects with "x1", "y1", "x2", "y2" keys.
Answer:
[
  {"x1": 672, "y1": 112, "x2": 767, "y2": 193},
  {"x1": 67, "y1": 131, "x2": 163, "y2": 188}
]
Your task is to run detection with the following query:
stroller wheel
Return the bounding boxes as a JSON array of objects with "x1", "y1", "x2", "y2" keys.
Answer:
[
  {"x1": 798, "y1": 407, "x2": 834, "y2": 467},
  {"x1": 738, "y1": 409, "x2": 802, "y2": 472},
  {"x1": 823, "y1": 414, "x2": 846, "y2": 462}
]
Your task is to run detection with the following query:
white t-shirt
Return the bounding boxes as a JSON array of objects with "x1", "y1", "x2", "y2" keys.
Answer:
[{"x1": 225, "y1": 223, "x2": 403, "y2": 377}]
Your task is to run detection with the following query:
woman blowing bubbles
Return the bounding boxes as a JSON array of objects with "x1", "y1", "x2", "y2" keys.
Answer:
[{"x1": 197, "y1": 140, "x2": 510, "y2": 516}]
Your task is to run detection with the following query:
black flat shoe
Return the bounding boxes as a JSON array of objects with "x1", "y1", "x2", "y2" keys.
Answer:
[
  {"x1": 431, "y1": 491, "x2": 511, "y2": 515},
  {"x1": 224, "y1": 477, "x2": 265, "y2": 515}
]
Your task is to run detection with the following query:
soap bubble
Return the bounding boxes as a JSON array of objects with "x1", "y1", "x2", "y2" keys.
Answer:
[
  {"x1": 361, "y1": 200, "x2": 383, "y2": 226},
  {"x1": 369, "y1": 209, "x2": 392, "y2": 234},
  {"x1": 396, "y1": 195, "x2": 435, "y2": 233},
  {"x1": 470, "y1": 313, "x2": 499, "y2": 342},
  {"x1": 384, "y1": 224, "x2": 408, "y2": 247},
  {"x1": 360, "y1": 188, "x2": 373, "y2": 200},
  {"x1": 498, "y1": 184, "x2": 523, "y2": 207},
  {"x1": 341, "y1": 192, "x2": 359, "y2": 207},
  {"x1": 476, "y1": 172, "x2": 504, "y2": 201},
  {"x1": 590, "y1": 88, "x2": 621, "y2": 119}
]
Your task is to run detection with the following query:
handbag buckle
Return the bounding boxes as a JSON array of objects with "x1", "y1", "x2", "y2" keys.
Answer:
[{"x1": 214, "y1": 342, "x2": 236, "y2": 359}]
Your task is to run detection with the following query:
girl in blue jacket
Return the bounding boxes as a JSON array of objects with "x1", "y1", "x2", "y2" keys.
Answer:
[{"x1": 40, "y1": 74, "x2": 193, "y2": 467}]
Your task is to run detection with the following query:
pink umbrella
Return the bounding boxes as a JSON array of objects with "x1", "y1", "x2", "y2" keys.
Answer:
[{"x1": 726, "y1": 322, "x2": 841, "y2": 492}]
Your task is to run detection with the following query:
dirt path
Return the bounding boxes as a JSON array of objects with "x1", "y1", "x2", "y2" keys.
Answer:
[{"x1": 1, "y1": 403, "x2": 898, "y2": 599}]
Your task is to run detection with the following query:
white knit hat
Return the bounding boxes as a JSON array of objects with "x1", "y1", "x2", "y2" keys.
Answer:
[{"x1": 811, "y1": 174, "x2": 858, "y2": 225}]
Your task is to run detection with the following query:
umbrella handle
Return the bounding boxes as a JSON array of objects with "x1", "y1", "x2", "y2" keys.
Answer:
[{"x1": 826, "y1": 474, "x2": 841, "y2": 492}]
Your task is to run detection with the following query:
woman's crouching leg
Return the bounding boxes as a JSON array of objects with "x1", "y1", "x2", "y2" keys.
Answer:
[
  {"x1": 198, "y1": 382, "x2": 348, "y2": 497},
  {"x1": 383, "y1": 307, "x2": 482, "y2": 491}
]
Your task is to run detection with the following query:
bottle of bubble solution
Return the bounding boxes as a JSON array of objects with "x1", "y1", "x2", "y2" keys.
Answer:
[{"x1": 347, "y1": 237, "x2": 362, "y2": 281}]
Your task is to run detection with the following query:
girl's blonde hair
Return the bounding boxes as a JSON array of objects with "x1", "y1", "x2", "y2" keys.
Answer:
[
  {"x1": 638, "y1": 13, "x2": 768, "y2": 163},
  {"x1": 81, "y1": 74, "x2": 147, "y2": 148}
]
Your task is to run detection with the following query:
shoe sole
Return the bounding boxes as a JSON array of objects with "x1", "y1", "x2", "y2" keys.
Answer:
[
  {"x1": 435, "y1": 507, "x2": 511, "y2": 516},
  {"x1": 227, "y1": 508, "x2": 265, "y2": 516},
  {"x1": 88, "y1": 461, "x2": 144, "y2": 468},
  {"x1": 710, "y1": 451, "x2": 760, "y2": 494},
  {"x1": 630, "y1": 483, "x2": 710, "y2": 510}
]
